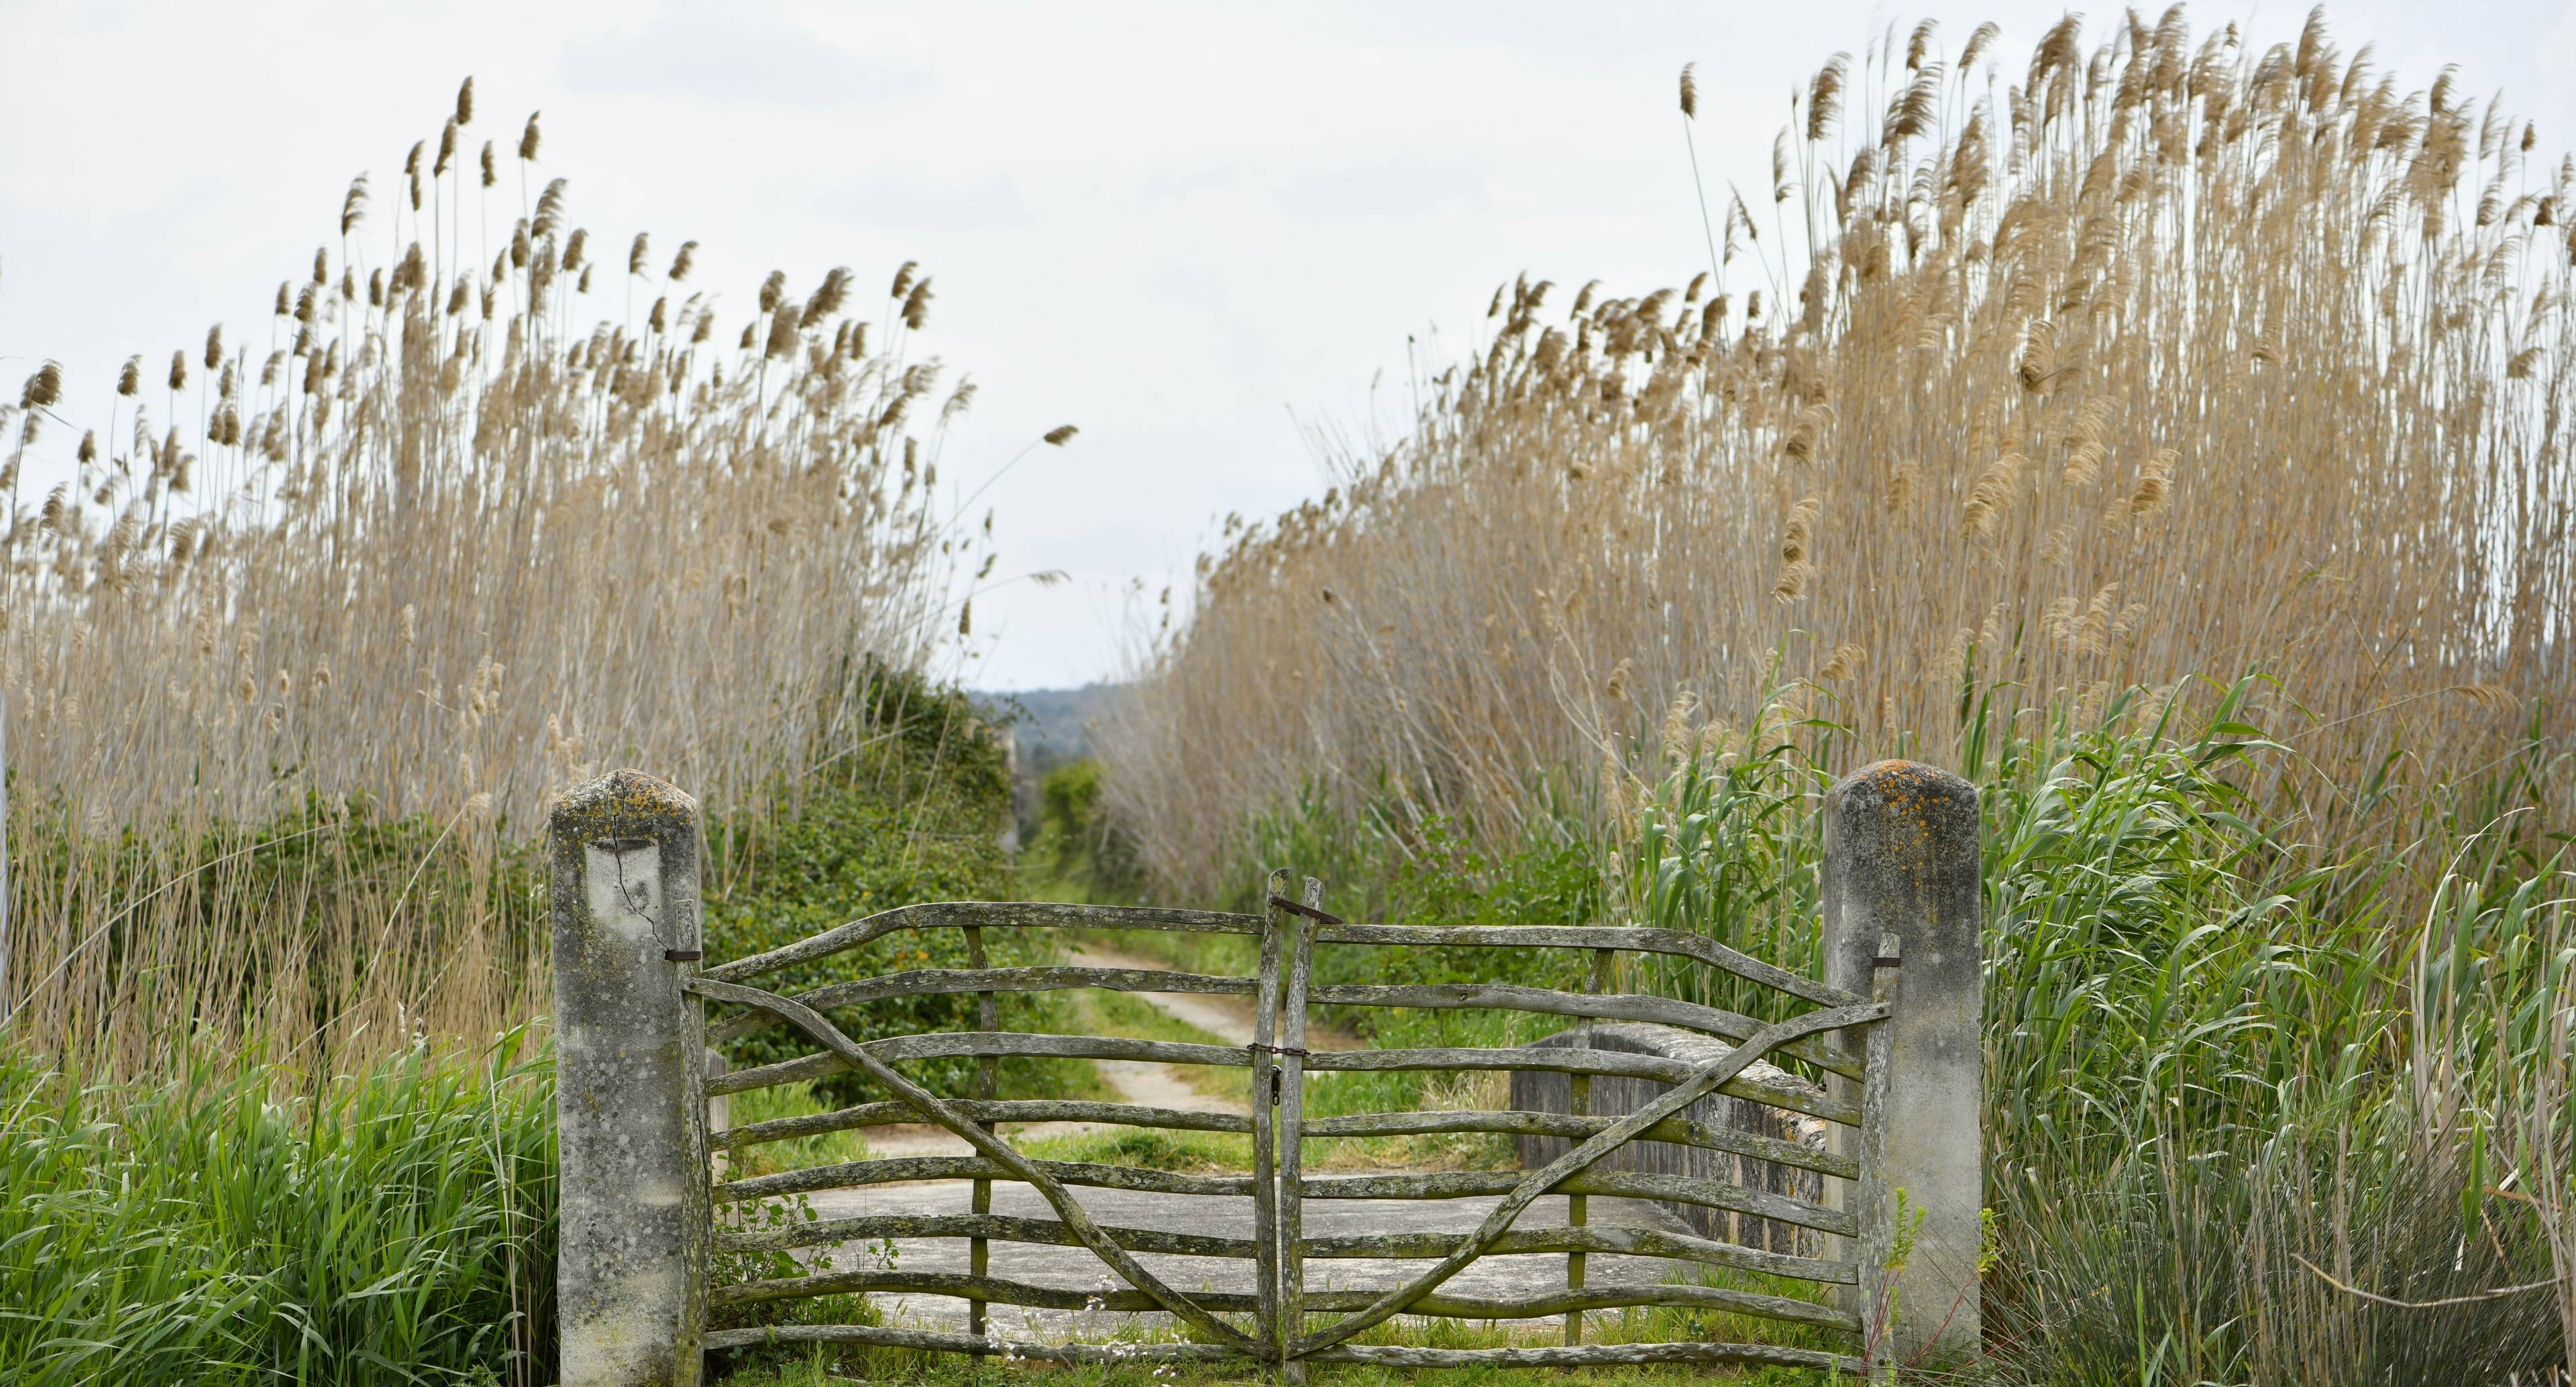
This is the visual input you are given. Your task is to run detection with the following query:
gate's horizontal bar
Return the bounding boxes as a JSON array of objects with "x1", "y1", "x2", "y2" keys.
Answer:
[
  {"x1": 711, "y1": 1098, "x2": 1251, "y2": 1150},
  {"x1": 710, "y1": 1032, "x2": 1861, "y2": 1127},
  {"x1": 709, "y1": 1032, "x2": 1249, "y2": 1096},
  {"x1": 704, "y1": 903, "x2": 1264, "y2": 983},
  {"x1": 714, "y1": 1211, "x2": 1856, "y2": 1285},
  {"x1": 707, "y1": 965, "x2": 1256, "y2": 1044},
  {"x1": 1301, "y1": 1109, "x2": 1858, "y2": 1181},
  {"x1": 710, "y1": 1270, "x2": 1858, "y2": 1333},
  {"x1": 702, "y1": 1324, "x2": 1237, "y2": 1362},
  {"x1": 1310, "y1": 924, "x2": 1857, "y2": 1008},
  {"x1": 1318, "y1": 1342, "x2": 1862, "y2": 1371},
  {"x1": 1307, "y1": 982, "x2": 1864, "y2": 1080},
  {"x1": 699, "y1": 1323, "x2": 1863, "y2": 1374},
  {"x1": 708, "y1": 965, "x2": 1862, "y2": 1082},
  {"x1": 710, "y1": 1097, "x2": 1857, "y2": 1180},
  {"x1": 1308, "y1": 1047, "x2": 1856, "y2": 1127},
  {"x1": 716, "y1": 1156, "x2": 1858, "y2": 1237},
  {"x1": 1304, "y1": 1166, "x2": 1856, "y2": 1236},
  {"x1": 702, "y1": 905, "x2": 1858, "y2": 1011}
]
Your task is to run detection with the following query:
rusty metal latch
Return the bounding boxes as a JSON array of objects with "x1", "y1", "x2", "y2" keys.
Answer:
[{"x1": 1266, "y1": 894, "x2": 1345, "y2": 926}]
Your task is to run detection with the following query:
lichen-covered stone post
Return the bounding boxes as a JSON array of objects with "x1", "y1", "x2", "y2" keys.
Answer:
[
  {"x1": 1823, "y1": 760, "x2": 1982, "y2": 1365},
  {"x1": 551, "y1": 770, "x2": 709, "y2": 1386}
]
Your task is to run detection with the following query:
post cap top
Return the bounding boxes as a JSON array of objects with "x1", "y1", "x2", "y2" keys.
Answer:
[
  {"x1": 1831, "y1": 759, "x2": 1978, "y2": 821},
  {"x1": 548, "y1": 769, "x2": 698, "y2": 838}
]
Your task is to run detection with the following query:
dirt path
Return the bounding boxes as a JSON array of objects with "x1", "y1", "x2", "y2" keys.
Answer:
[
  {"x1": 854, "y1": 948, "x2": 1270, "y2": 1158},
  {"x1": 1061, "y1": 940, "x2": 1363, "y2": 1050}
]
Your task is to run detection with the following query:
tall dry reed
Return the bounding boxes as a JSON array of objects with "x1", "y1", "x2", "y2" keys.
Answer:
[
  {"x1": 0, "y1": 82, "x2": 988, "y2": 1072},
  {"x1": 1106, "y1": 10, "x2": 2572, "y2": 893}
]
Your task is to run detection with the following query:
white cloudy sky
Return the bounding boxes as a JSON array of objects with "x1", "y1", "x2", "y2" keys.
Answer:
[{"x1": 6, "y1": 1, "x2": 2573, "y2": 690}]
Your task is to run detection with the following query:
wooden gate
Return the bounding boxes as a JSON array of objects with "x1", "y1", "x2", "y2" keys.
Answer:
[{"x1": 545, "y1": 764, "x2": 1982, "y2": 1385}]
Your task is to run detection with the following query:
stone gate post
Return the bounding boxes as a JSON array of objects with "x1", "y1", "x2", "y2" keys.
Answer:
[
  {"x1": 551, "y1": 770, "x2": 709, "y2": 1386},
  {"x1": 1823, "y1": 760, "x2": 1982, "y2": 1365}
]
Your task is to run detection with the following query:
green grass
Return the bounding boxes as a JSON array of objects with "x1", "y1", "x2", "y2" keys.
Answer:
[{"x1": 0, "y1": 1032, "x2": 556, "y2": 1387}]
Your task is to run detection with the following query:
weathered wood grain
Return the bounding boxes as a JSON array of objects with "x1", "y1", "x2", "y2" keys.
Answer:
[
  {"x1": 1291, "y1": 1000, "x2": 1885, "y2": 1357},
  {"x1": 698, "y1": 1323, "x2": 1863, "y2": 1372},
  {"x1": 708, "y1": 1097, "x2": 1856, "y2": 1178},
  {"x1": 709, "y1": 1030, "x2": 1860, "y2": 1125},
  {"x1": 684, "y1": 977, "x2": 1254, "y2": 1352},
  {"x1": 702, "y1": 902, "x2": 1265, "y2": 983},
  {"x1": 1305, "y1": 1046, "x2": 1860, "y2": 1127},
  {"x1": 688, "y1": 896, "x2": 1892, "y2": 1372},
  {"x1": 1564, "y1": 946, "x2": 1611, "y2": 1346},
  {"x1": 1303, "y1": 1108, "x2": 1858, "y2": 1180},
  {"x1": 1854, "y1": 942, "x2": 1900, "y2": 1376},
  {"x1": 712, "y1": 1155, "x2": 1859, "y2": 1236},
  {"x1": 710, "y1": 1211, "x2": 1855, "y2": 1284},
  {"x1": 965, "y1": 924, "x2": 997, "y2": 1348},
  {"x1": 1310, "y1": 923, "x2": 1858, "y2": 1007},
  {"x1": 1276, "y1": 875, "x2": 1322, "y2": 1379},
  {"x1": 710, "y1": 1098, "x2": 1250, "y2": 1150},
  {"x1": 707, "y1": 965, "x2": 1260, "y2": 1044},
  {"x1": 699, "y1": 903, "x2": 1855, "y2": 1010},
  {"x1": 1249, "y1": 873, "x2": 1289, "y2": 1362},
  {"x1": 700, "y1": 1323, "x2": 1237, "y2": 1362},
  {"x1": 708, "y1": 969, "x2": 1862, "y2": 1078},
  {"x1": 1309, "y1": 981, "x2": 1863, "y2": 1080},
  {"x1": 708, "y1": 1269, "x2": 1856, "y2": 1331},
  {"x1": 1318, "y1": 1342, "x2": 1862, "y2": 1371},
  {"x1": 707, "y1": 1032, "x2": 1252, "y2": 1097}
]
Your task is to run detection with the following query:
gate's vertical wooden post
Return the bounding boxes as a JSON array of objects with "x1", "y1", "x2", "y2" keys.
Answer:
[
  {"x1": 1274, "y1": 874, "x2": 1324, "y2": 1384},
  {"x1": 1823, "y1": 761, "x2": 1981, "y2": 1366},
  {"x1": 1248, "y1": 871, "x2": 1291, "y2": 1369},
  {"x1": 551, "y1": 770, "x2": 710, "y2": 1387},
  {"x1": 1854, "y1": 936, "x2": 1900, "y2": 1381},
  {"x1": 1562, "y1": 946, "x2": 1611, "y2": 1346},
  {"x1": 965, "y1": 924, "x2": 998, "y2": 1350}
]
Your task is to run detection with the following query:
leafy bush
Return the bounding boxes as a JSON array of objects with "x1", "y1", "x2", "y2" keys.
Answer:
[
  {"x1": 704, "y1": 666, "x2": 1084, "y2": 1106},
  {"x1": 1020, "y1": 757, "x2": 1146, "y2": 902}
]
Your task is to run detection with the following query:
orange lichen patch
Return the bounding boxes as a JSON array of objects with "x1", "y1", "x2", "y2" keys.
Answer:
[
  {"x1": 550, "y1": 768, "x2": 698, "y2": 831},
  {"x1": 1833, "y1": 761, "x2": 1976, "y2": 861}
]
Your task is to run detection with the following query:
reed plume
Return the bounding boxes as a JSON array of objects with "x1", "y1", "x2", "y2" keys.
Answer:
[
  {"x1": 0, "y1": 87, "x2": 985, "y2": 1074},
  {"x1": 1106, "y1": 10, "x2": 2573, "y2": 897}
]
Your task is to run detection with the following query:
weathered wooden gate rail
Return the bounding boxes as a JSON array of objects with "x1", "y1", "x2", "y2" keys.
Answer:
[{"x1": 547, "y1": 761, "x2": 1982, "y2": 1386}]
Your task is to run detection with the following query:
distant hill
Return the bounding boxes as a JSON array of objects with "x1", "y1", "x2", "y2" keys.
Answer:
[
  {"x1": 975, "y1": 683, "x2": 1128, "y2": 776},
  {"x1": 975, "y1": 683, "x2": 1129, "y2": 852}
]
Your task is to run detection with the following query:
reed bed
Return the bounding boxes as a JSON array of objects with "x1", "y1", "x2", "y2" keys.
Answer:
[
  {"x1": 0, "y1": 80, "x2": 992, "y2": 1073},
  {"x1": 1102, "y1": 10, "x2": 2573, "y2": 893},
  {"x1": 1094, "y1": 13, "x2": 2576, "y2": 1380}
]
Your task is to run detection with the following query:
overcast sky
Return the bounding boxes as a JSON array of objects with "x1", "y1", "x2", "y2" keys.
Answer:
[{"x1": 7, "y1": 1, "x2": 2573, "y2": 691}]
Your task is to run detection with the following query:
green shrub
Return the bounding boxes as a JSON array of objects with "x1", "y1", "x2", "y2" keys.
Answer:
[
  {"x1": 1020, "y1": 757, "x2": 1147, "y2": 902},
  {"x1": 703, "y1": 665, "x2": 1082, "y2": 1106}
]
